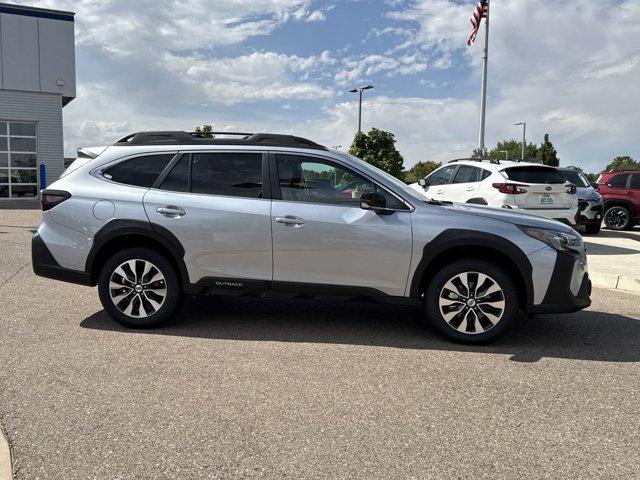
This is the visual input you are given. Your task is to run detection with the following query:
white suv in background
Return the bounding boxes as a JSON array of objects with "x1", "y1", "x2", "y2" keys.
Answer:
[{"x1": 409, "y1": 159, "x2": 579, "y2": 226}]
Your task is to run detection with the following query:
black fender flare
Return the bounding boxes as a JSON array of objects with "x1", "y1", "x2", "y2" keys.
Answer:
[
  {"x1": 85, "y1": 219, "x2": 189, "y2": 284},
  {"x1": 603, "y1": 199, "x2": 635, "y2": 212},
  {"x1": 409, "y1": 229, "x2": 534, "y2": 306}
]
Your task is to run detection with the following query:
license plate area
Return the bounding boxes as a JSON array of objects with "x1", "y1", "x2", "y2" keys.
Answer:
[{"x1": 539, "y1": 194, "x2": 554, "y2": 205}]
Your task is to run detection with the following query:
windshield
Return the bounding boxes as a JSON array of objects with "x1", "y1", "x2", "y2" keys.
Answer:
[
  {"x1": 559, "y1": 170, "x2": 589, "y2": 187},
  {"x1": 336, "y1": 153, "x2": 431, "y2": 203}
]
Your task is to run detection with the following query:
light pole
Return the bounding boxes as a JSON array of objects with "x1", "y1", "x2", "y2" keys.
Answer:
[
  {"x1": 349, "y1": 85, "x2": 374, "y2": 133},
  {"x1": 499, "y1": 150, "x2": 508, "y2": 160},
  {"x1": 514, "y1": 122, "x2": 526, "y2": 161}
]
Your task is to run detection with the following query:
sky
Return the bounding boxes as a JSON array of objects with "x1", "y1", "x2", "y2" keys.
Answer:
[{"x1": 18, "y1": 0, "x2": 640, "y2": 173}]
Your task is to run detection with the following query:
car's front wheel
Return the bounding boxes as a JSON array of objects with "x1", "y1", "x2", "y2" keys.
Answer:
[
  {"x1": 98, "y1": 248, "x2": 182, "y2": 328},
  {"x1": 604, "y1": 206, "x2": 632, "y2": 230},
  {"x1": 424, "y1": 259, "x2": 519, "y2": 344}
]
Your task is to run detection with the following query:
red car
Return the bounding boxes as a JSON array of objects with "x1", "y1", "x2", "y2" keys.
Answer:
[{"x1": 596, "y1": 170, "x2": 640, "y2": 230}]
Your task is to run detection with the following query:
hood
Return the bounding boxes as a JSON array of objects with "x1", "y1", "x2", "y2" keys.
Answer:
[
  {"x1": 440, "y1": 203, "x2": 574, "y2": 232},
  {"x1": 575, "y1": 186, "x2": 600, "y2": 201}
]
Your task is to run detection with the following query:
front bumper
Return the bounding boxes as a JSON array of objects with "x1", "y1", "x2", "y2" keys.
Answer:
[
  {"x1": 526, "y1": 249, "x2": 591, "y2": 314},
  {"x1": 32, "y1": 232, "x2": 92, "y2": 286},
  {"x1": 578, "y1": 200, "x2": 603, "y2": 225}
]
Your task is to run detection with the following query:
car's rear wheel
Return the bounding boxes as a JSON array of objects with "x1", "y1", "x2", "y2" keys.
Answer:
[
  {"x1": 98, "y1": 248, "x2": 182, "y2": 328},
  {"x1": 604, "y1": 206, "x2": 632, "y2": 230},
  {"x1": 424, "y1": 259, "x2": 519, "y2": 344}
]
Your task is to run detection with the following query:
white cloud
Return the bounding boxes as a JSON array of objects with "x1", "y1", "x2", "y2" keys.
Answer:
[
  {"x1": 22, "y1": 0, "x2": 315, "y2": 54},
  {"x1": 162, "y1": 51, "x2": 334, "y2": 104}
]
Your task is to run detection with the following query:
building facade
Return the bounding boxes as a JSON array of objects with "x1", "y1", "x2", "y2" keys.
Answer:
[{"x1": 0, "y1": 2, "x2": 75, "y2": 199}]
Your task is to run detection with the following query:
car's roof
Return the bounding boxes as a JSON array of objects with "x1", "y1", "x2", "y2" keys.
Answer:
[{"x1": 447, "y1": 159, "x2": 553, "y2": 171}]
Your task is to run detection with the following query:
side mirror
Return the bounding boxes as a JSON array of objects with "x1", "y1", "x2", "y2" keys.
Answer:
[
  {"x1": 590, "y1": 182, "x2": 599, "y2": 190},
  {"x1": 418, "y1": 178, "x2": 427, "y2": 187},
  {"x1": 360, "y1": 192, "x2": 394, "y2": 215}
]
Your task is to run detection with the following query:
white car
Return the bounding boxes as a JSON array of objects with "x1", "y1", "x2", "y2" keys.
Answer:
[{"x1": 409, "y1": 159, "x2": 579, "y2": 226}]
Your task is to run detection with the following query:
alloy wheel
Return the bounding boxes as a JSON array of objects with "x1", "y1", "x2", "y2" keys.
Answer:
[
  {"x1": 604, "y1": 207, "x2": 628, "y2": 230},
  {"x1": 109, "y1": 259, "x2": 167, "y2": 318},
  {"x1": 438, "y1": 272, "x2": 505, "y2": 334}
]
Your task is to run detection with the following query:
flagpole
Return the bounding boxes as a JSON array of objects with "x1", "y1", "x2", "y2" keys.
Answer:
[{"x1": 477, "y1": 0, "x2": 490, "y2": 155}]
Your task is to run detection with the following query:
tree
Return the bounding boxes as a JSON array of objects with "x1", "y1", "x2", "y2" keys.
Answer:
[
  {"x1": 604, "y1": 155, "x2": 639, "y2": 172},
  {"x1": 348, "y1": 128, "x2": 405, "y2": 179},
  {"x1": 404, "y1": 161, "x2": 441, "y2": 183},
  {"x1": 195, "y1": 124, "x2": 214, "y2": 138},
  {"x1": 584, "y1": 172, "x2": 599, "y2": 182},
  {"x1": 488, "y1": 139, "x2": 538, "y2": 162},
  {"x1": 536, "y1": 133, "x2": 559, "y2": 166}
]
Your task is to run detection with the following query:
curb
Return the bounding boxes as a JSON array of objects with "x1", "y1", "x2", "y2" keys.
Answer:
[
  {"x1": 0, "y1": 427, "x2": 12, "y2": 480},
  {"x1": 590, "y1": 272, "x2": 640, "y2": 294}
]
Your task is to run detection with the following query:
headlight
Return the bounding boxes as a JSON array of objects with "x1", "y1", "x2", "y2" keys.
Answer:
[
  {"x1": 589, "y1": 192, "x2": 602, "y2": 202},
  {"x1": 518, "y1": 226, "x2": 584, "y2": 252}
]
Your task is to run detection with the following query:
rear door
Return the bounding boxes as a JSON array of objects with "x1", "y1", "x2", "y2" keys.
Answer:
[
  {"x1": 501, "y1": 166, "x2": 575, "y2": 210},
  {"x1": 143, "y1": 151, "x2": 272, "y2": 285}
]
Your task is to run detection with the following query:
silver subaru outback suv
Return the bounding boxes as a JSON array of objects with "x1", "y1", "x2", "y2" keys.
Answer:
[{"x1": 32, "y1": 131, "x2": 591, "y2": 343}]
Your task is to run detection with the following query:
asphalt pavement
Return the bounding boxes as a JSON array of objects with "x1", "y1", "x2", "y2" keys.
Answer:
[{"x1": 1, "y1": 210, "x2": 639, "y2": 479}]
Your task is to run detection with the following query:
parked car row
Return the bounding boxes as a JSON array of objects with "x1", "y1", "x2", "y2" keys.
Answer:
[{"x1": 409, "y1": 160, "x2": 640, "y2": 233}]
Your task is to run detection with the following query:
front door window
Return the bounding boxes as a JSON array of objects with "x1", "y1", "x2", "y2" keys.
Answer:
[
  {"x1": 276, "y1": 154, "x2": 406, "y2": 209},
  {"x1": 0, "y1": 121, "x2": 38, "y2": 198}
]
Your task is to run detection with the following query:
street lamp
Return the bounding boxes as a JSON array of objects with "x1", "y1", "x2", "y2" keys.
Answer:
[
  {"x1": 349, "y1": 84, "x2": 374, "y2": 133},
  {"x1": 514, "y1": 122, "x2": 526, "y2": 161},
  {"x1": 499, "y1": 150, "x2": 509, "y2": 160}
]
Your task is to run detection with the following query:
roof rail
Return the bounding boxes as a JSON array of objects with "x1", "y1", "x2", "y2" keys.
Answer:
[
  {"x1": 609, "y1": 168, "x2": 640, "y2": 172},
  {"x1": 447, "y1": 157, "x2": 501, "y2": 165},
  {"x1": 113, "y1": 131, "x2": 328, "y2": 150}
]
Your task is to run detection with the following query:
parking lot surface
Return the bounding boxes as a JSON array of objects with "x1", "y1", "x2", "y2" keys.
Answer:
[{"x1": 1, "y1": 210, "x2": 639, "y2": 479}]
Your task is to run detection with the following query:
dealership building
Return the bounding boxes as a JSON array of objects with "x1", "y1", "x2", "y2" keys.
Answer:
[{"x1": 0, "y1": 2, "x2": 75, "y2": 200}]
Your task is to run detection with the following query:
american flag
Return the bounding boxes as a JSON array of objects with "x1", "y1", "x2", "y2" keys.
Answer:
[{"x1": 467, "y1": 0, "x2": 488, "y2": 46}]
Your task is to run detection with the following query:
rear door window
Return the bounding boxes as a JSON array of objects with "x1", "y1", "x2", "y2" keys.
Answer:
[
  {"x1": 159, "y1": 155, "x2": 190, "y2": 192},
  {"x1": 452, "y1": 165, "x2": 479, "y2": 184},
  {"x1": 103, "y1": 154, "x2": 174, "y2": 188},
  {"x1": 503, "y1": 166, "x2": 566, "y2": 184},
  {"x1": 630, "y1": 174, "x2": 640, "y2": 190},
  {"x1": 608, "y1": 174, "x2": 629, "y2": 189},
  {"x1": 190, "y1": 152, "x2": 263, "y2": 198}
]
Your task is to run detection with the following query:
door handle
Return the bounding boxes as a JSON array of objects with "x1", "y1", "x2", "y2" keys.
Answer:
[
  {"x1": 436, "y1": 190, "x2": 444, "y2": 194},
  {"x1": 276, "y1": 215, "x2": 305, "y2": 226},
  {"x1": 157, "y1": 206, "x2": 186, "y2": 217},
  {"x1": 626, "y1": 191, "x2": 634, "y2": 196},
  {"x1": 466, "y1": 186, "x2": 475, "y2": 191}
]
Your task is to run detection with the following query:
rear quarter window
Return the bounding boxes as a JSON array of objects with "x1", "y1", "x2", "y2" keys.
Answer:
[
  {"x1": 102, "y1": 154, "x2": 175, "y2": 188},
  {"x1": 503, "y1": 166, "x2": 567, "y2": 184}
]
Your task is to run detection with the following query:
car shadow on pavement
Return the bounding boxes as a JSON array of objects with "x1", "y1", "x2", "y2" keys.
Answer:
[
  {"x1": 584, "y1": 242, "x2": 639, "y2": 255},
  {"x1": 80, "y1": 296, "x2": 640, "y2": 364}
]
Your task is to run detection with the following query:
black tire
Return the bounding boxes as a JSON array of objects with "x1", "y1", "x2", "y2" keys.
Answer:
[
  {"x1": 424, "y1": 259, "x2": 519, "y2": 344},
  {"x1": 98, "y1": 247, "x2": 182, "y2": 328},
  {"x1": 604, "y1": 205, "x2": 632, "y2": 230},
  {"x1": 584, "y1": 223, "x2": 601, "y2": 234}
]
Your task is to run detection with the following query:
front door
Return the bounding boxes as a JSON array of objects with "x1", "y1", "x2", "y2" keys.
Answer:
[
  {"x1": 270, "y1": 153, "x2": 413, "y2": 297},
  {"x1": 423, "y1": 164, "x2": 458, "y2": 201},
  {"x1": 447, "y1": 165, "x2": 480, "y2": 203},
  {"x1": 143, "y1": 151, "x2": 272, "y2": 284}
]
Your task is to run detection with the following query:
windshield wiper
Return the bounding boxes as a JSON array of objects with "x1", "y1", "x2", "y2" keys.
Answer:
[{"x1": 423, "y1": 198, "x2": 452, "y2": 206}]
